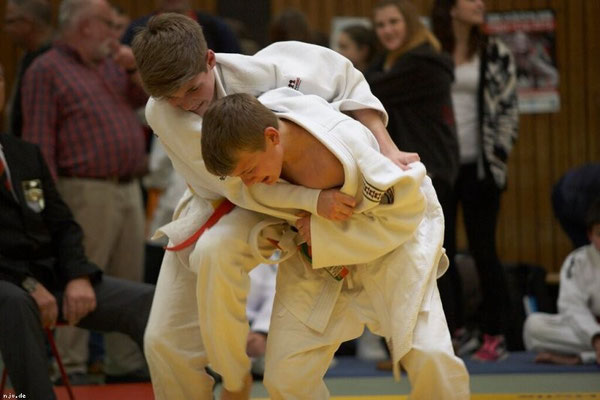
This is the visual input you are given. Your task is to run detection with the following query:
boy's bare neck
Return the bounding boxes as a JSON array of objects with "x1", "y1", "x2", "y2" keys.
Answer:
[
  {"x1": 278, "y1": 118, "x2": 345, "y2": 189},
  {"x1": 279, "y1": 118, "x2": 310, "y2": 163}
]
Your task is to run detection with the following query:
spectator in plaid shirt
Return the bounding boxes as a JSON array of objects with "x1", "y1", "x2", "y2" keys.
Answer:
[{"x1": 21, "y1": 0, "x2": 150, "y2": 384}]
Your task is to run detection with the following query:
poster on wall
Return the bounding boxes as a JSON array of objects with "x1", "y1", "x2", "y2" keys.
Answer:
[{"x1": 485, "y1": 10, "x2": 560, "y2": 114}]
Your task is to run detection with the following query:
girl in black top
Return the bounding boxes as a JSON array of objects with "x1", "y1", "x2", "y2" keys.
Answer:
[{"x1": 366, "y1": 0, "x2": 462, "y2": 347}]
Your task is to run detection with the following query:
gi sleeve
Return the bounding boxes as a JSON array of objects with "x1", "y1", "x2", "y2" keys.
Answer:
[
  {"x1": 309, "y1": 164, "x2": 426, "y2": 268},
  {"x1": 218, "y1": 41, "x2": 387, "y2": 124},
  {"x1": 146, "y1": 97, "x2": 322, "y2": 215}
]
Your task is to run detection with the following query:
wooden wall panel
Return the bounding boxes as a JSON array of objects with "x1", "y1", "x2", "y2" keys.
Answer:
[
  {"x1": 0, "y1": 0, "x2": 597, "y2": 273},
  {"x1": 548, "y1": 0, "x2": 572, "y2": 268},
  {"x1": 530, "y1": 0, "x2": 552, "y2": 272},
  {"x1": 585, "y1": 0, "x2": 600, "y2": 163}
]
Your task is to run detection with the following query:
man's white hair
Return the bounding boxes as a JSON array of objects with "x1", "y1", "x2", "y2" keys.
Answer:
[{"x1": 58, "y1": 0, "x2": 97, "y2": 31}]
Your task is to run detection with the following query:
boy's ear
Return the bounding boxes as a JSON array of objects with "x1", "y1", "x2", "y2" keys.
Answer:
[
  {"x1": 206, "y1": 50, "x2": 216, "y2": 69},
  {"x1": 264, "y1": 126, "x2": 280, "y2": 145}
]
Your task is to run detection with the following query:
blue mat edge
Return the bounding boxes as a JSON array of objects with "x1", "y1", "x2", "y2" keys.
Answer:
[{"x1": 325, "y1": 352, "x2": 600, "y2": 378}]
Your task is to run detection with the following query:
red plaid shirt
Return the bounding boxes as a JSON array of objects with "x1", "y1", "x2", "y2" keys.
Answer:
[{"x1": 21, "y1": 42, "x2": 147, "y2": 180}]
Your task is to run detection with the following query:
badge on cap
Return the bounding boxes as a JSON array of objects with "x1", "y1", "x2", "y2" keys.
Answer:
[{"x1": 22, "y1": 179, "x2": 45, "y2": 212}]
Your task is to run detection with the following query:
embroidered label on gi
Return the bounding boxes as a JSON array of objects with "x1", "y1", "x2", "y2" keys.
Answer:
[
  {"x1": 363, "y1": 179, "x2": 385, "y2": 203},
  {"x1": 287, "y1": 77, "x2": 301, "y2": 91},
  {"x1": 22, "y1": 179, "x2": 45, "y2": 212}
]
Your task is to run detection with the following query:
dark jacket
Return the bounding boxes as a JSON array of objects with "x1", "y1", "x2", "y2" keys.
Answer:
[
  {"x1": 366, "y1": 42, "x2": 459, "y2": 185},
  {"x1": 122, "y1": 11, "x2": 241, "y2": 54},
  {"x1": 0, "y1": 134, "x2": 101, "y2": 290}
]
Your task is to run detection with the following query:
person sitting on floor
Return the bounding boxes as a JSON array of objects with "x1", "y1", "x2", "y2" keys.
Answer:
[{"x1": 523, "y1": 198, "x2": 600, "y2": 365}]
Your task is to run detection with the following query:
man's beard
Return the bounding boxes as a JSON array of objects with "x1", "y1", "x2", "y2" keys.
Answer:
[{"x1": 94, "y1": 39, "x2": 115, "y2": 63}]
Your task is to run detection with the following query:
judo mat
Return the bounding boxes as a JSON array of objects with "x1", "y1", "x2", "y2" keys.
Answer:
[
  {"x1": 4, "y1": 374, "x2": 599, "y2": 399},
  {"x1": 325, "y1": 353, "x2": 600, "y2": 377},
  {"x1": 3, "y1": 353, "x2": 599, "y2": 399}
]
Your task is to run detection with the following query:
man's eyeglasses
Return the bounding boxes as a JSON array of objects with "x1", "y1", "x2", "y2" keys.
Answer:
[{"x1": 94, "y1": 16, "x2": 119, "y2": 30}]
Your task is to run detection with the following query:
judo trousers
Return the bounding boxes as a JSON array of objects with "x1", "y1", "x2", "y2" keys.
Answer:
[
  {"x1": 144, "y1": 206, "x2": 268, "y2": 398},
  {"x1": 263, "y1": 263, "x2": 470, "y2": 400},
  {"x1": 523, "y1": 312, "x2": 597, "y2": 364}
]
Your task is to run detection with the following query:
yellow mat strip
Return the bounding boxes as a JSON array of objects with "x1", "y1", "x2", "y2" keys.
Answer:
[{"x1": 254, "y1": 394, "x2": 600, "y2": 400}]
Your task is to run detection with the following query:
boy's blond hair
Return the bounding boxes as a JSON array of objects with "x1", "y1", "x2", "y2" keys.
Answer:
[
  {"x1": 202, "y1": 93, "x2": 279, "y2": 176},
  {"x1": 131, "y1": 13, "x2": 208, "y2": 97}
]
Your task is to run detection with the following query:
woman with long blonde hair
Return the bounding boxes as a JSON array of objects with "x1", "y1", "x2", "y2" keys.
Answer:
[{"x1": 366, "y1": 0, "x2": 461, "y2": 343}]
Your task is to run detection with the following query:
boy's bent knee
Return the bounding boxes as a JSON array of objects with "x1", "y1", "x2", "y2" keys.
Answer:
[{"x1": 523, "y1": 313, "x2": 545, "y2": 350}]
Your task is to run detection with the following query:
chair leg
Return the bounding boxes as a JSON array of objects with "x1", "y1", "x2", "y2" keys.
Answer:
[
  {"x1": 46, "y1": 328, "x2": 76, "y2": 400},
  {"x1": 1, "y1": 368, "x2": 7, "y2": 396}
]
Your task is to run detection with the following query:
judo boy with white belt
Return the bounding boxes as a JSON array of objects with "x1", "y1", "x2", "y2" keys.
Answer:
[
  {"x1": 131, "y1": 12, "x2": 419, "y2": 399},
  {"x1": 201, "y1": 91, "x2": 470, "y2": 400}
]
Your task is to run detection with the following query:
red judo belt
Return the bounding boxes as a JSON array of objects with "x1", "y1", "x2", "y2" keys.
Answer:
[{"x1": 164, "y1": 199, "x2": 236, "y2": 251}]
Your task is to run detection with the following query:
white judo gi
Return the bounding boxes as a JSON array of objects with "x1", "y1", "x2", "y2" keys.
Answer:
[
  {"x1": 523, "y1": 244, "x2": 600, "y2": 364},
  {"x1": 247, "y1": 89, "x2": 469, "y2": 400},
  {"x1": 143, "y1": 41, "x2": 390, "y2": 398}
]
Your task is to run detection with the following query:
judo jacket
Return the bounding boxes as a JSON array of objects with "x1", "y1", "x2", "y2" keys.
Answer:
[
  {"x1": 251, "y1": 89, "x2": 449, "y2": 367},
  {"x1": 557, "y1": 244, "x2": 600, "y2": 346},
  {"x1": 146, "y1": 41, "x2": 388, "y2": 266}
]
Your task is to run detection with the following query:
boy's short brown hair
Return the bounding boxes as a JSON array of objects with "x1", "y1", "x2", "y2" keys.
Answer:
[
  {"x1": 201, "y1": 93, "x2": 279, "y2": 176},
  {"x1": 131, "y1": 13, "x2": 208, "y2": 97}
]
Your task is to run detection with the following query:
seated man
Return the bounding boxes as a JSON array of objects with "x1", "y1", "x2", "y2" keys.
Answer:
[
  {"x1": 201, "y1": 91, "x2": 470, "y2": 400},
  {"x1": 0, "y1": 70, "x2": 154, "y2": 395},
  {"x1": 523, "y1": 198, "x2": 600, "y2": 365}
]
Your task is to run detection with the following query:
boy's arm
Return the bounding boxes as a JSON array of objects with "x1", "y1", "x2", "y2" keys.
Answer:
[
  {"x1": 146, "y1": 98, "x2": 328, "y2": 217},
  {"x1": 221, "y1": 42, "x2": 386, "y2": 116},
  {"x1": 309, "y1": 163, "x2": 428, "y2": 268},
  {"x1": 351, "y1": 108, "x2": 419, "y2": 169},
  {"x1": 219, "y1": 43, "x2": 418, "y2": 169}
]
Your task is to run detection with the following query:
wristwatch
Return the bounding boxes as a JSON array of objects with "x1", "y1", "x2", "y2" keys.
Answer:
[{"x1": 22, "y1": 277, "x2": 39, "y2": 293}]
